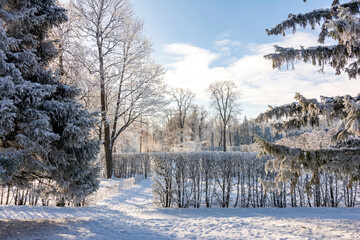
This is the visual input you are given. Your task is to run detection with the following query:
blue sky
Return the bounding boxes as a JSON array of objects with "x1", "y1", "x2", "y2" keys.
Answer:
[
  {"x1": 131, "y1": 0, "x2": 330, "y2": 56},
  {"x1": 60, "y1": 0, "x2": 358, "y2": 119}
]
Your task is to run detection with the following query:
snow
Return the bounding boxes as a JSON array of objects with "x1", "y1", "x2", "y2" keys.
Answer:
[
  {"x1": 0, "y1": 178, "x2": 359, "y2": 240},
  {"x1": 88, "y1": 175, "x2": 144, "y2": 204}
]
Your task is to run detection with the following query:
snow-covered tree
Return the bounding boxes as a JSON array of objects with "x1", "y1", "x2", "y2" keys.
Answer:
[
  {"x1": 256, "y1": 93, "x2": 360, "y2": 190},
  {"x1": 209, "y1": 81, "x2": 241, "y2": 152},
  {"x1": 266, "y1": 0, "x2": 360, "y2": 78},
  {"x1": 163, "y1": 114, "x2": 192, "y2": 151},
  {"x1": 71, "y1": 0, "x2": 165, "y2": 178},
  {"x1": 256, "y1": 0, "x2": 360, "y2": 193},
  {"x1": 0, "y1": 0, "x2": 100, "y2": 205},
  {"x1": 239, "y1": 116, "x2": 252, "y2": 145},
  {"x1": 169, "y1": 88, "x2": 195, "y2": 148}
]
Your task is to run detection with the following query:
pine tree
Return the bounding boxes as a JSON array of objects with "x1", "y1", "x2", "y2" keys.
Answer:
[
  {"x1": 263, "y1": 127, "x2": 273, "y2": 142},
  {"x1": 239, "y1": 116, "x2": 252, "y2": 145},
  {"x1": 234, "y1": 129, "x2": 241, "y2": 147},
  {"x1": 256, "y1": 0, "x2": 360, "y2": 191},
  {"x1": 0, "y1": 0, "x2": 100, "y2": 205}
]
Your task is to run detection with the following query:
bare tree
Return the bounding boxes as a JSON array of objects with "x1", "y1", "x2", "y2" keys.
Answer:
[
  {"x1": 208, "y1": 81, "x2": 241, "y2": 152},
  {"x1": 170, "y1": 88, "x2": 195, "y2": 148},
  {"x1": 198, "y1": 107, "x2": 208, "y2": 143},
  {"x1": 50, "y1": 7, "x2": 99, "y2": 111},
  {"x1": 70, "y1": 0, "x2": 165, "y2": 178}
]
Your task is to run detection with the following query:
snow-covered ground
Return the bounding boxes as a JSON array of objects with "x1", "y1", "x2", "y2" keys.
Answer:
[{"x1": 0, "y1": 178, "x2": 359, "y2": 240}]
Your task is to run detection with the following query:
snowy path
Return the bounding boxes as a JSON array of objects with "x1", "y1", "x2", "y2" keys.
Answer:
[{"x1": 1, "y1": 178, "x2": 360, "y2": 239}]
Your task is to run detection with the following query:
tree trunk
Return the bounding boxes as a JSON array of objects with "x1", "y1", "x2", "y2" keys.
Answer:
[
  {"x1": 223, "y1": 125, "x2": 227, "y2": 152},
  {"x1": 234, "y1": 172, "x2": 240, "y2": 208},
  {"x1": 97, "y1": 34, "x2": 112, "y2": 178},
  {"x1": 104, "y1": 117, "x2": 112, "y2": 178},
  {"x1": 0, "y1": 186, "x2": 3, "y2": 205},
  {"x1": 6, "y1": 185, "x2": 11, "y2": 205},
  {"x1": 205, "y1": 175, "x2": 210, "y2": 207}
]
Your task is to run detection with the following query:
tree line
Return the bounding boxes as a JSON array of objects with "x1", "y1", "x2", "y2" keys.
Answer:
[
  {"x1": 1, "y1": 0, "x2": 360, "y2": 207},
  {"x1": 111, "y1": 152, "x2": 359, "y2": 208}
]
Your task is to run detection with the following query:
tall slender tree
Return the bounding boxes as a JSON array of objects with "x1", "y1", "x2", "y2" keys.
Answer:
[
  {"x1": 170, "y1": 88, "x2": 195, "y2": 148},
  {"x1": 71, "y1": 0, "x2": 165, "y2": 178},
  {"x1": 71, "y1": 0, "x2": 129, "y2": 178},
  {"x1": 209, "y1": 81, "x2": 241, "y2": 152}
]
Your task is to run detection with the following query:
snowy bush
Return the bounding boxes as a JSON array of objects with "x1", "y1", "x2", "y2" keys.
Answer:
[
  {"x1": 147, "y1": 152, "x2": 359, "y2": 208},
  {"x1": 113, "y1": 153, "x2": 151, "y2": 179},
  {"x1": 150, "y1": 152, "x2": 272, "y2": 208}
]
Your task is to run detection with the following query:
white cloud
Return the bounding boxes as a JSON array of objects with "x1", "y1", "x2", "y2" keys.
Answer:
[
  {"x1": 163, "y1": 43, "x2": 222, "y2": 94},
  {"x1": 217, "y1": 30, "x2": 234, "y2": 40},
  {"x1": 164, "y1": 43, "x2": 218, "y2": 70},
  {"x1": 214, "y1": 39, "x2": 243, "y2": 56},
  {"x1": 214, "y1": 39, "x2": 242, "y2": 47},
  {"x1": 162, "y1": 32, "x2": 359, "y2": 120}
]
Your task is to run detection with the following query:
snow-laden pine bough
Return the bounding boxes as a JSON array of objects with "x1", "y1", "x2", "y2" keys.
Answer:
[
  {"x1": 265, "y1": 0, "x2": 360, "y2": 79},
  {"x1": 255, "y1": 0, "x2": 360, "y2": 207},
  {"x1": 255, "y1": 93, "x2": 360, "y2": 207}
]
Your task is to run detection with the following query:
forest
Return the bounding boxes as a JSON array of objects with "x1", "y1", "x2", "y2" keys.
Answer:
[
  {"x1": 1, "y1": 0, "x2": 360, "y2": 239},
  {"x1": 0, "y1": 0, "x2": 359, "y2": 213}
]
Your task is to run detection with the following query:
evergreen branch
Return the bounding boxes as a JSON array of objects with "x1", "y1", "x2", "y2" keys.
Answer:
[
  {"x1": 255, "y1": 135, "x2": 360, "y2": 186},
  {"x1": 264, "y1": 44, "x2": 360, "y2": 78},
  {"x1": 266, "y1": 1, "x2": 360, "y2": 36},
  {"x1": 255, "y1": 93, "x2": 359, "y2": 138}
]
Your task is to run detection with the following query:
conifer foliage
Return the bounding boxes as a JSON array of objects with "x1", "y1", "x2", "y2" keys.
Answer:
[
  {"x1": 256, "y1": 0, "x2": 360, "y2": 191},
  {"x1": 0, "y1": 0, "x2": 100, "y2": 205},
  {"x1": 256, "y1": 93, "x2": 360, "y2": 189},
  {"x1": 266, "y1": 0, "x2": 360, "y2": 78}
]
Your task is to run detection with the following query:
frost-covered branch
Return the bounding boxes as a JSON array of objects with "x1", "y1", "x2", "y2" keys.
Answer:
[
  {"x1": 255, "y1": 92, "x2": 360, "y2": 189},
  {"x1": 256, "y1": 136, "x2": 360, "y2": 187},
  {"x1": 256, "y1": 93, "x2": 360, "y2": 140},
  {"x1": 266, "y1": 1, "x2": 360, "y2": 78},
  {"x1": 266, "y1": 1, "x2": 360, "y2": 37}
]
